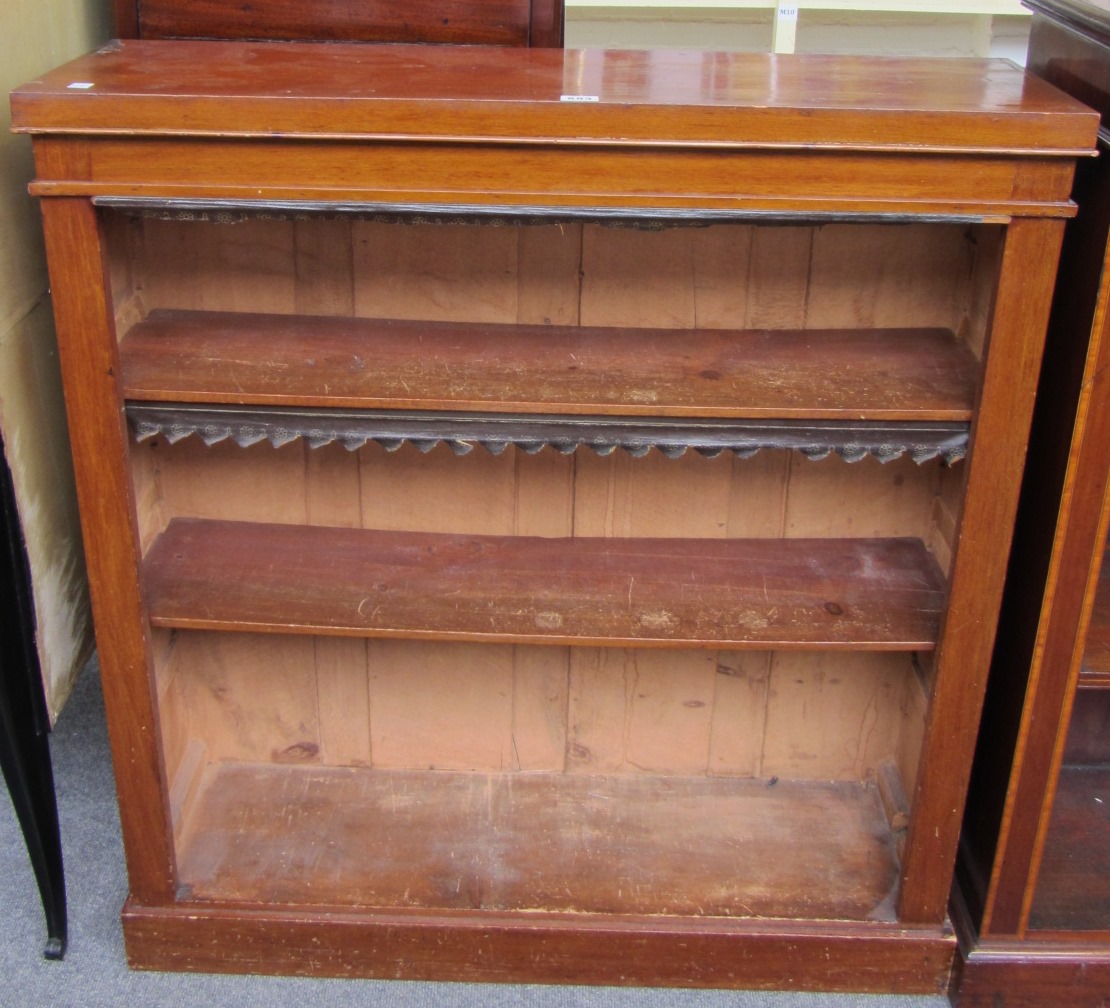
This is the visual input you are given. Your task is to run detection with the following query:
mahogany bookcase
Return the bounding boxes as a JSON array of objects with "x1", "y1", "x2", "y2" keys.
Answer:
[
  {"x1": 9, "y1": 43, "x2": 1097, "y2": 991},
  {"x1": 111, "y1": 0, "x2": 565, "y2": 48},
  {"x1": 951, "y1": 2, "x2": 1110, "y2": 1004}
]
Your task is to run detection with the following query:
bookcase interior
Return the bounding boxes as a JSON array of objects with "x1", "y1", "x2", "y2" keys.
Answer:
[{"x1": 104, "y1": 209, "x2": 999, "y2": 923}]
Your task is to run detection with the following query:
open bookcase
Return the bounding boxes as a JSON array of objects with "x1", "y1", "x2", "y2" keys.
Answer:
[{"x1": 9, "y1": 41, "x2": 1098, "y2": 991}]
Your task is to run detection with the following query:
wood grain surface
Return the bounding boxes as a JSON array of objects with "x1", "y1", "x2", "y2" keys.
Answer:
[
  {"x1": 10, "y1": 42, "x2": 1097, "y2": 156},
  {"x1": 15, "y1": 35, "x2": 1094, "y2": 987},
  {"x1": 144, "y1": 518, "x2": 947, "y2": 649},
  {"x1": 119, "y1": 309, "x2": 978, "y2": 421},
  {"x1": 175, "y1": 763, "x2": 900, "y2": 920}
]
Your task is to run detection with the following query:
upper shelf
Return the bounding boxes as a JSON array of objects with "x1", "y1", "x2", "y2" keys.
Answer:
[
  {"x1": 120, "y1": 309, "x2": 978, "y2": 422},
  {"x1": 144, "y1": 518, "x2": 947, "y2": 649}
]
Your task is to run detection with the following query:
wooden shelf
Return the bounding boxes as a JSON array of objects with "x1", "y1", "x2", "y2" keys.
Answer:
[
  {"x1": 144, "y1": 518, "x2": 946, "y2": 649},
  {"x1": 175, "y1": 763, "x2": 901, "y2": 921},
  {"x1": 1028, "y1": 766, "x2": 1110, "y2": 933},
  {"x1": 1081, "y1": 548, "x2": 1110, "y2": 688},
  {"x1": 119, "y1": 310, "x2": 979, "y2": 422}
]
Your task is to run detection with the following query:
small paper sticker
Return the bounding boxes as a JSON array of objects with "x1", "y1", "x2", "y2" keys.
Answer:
[
  {"x1": 778, "y1": 6, "x2": 798, "y2": 19},
  {"x1": 66, "y1": 82, "x2": 95, "y2": 89},
  {"x1": 560, "y1": 94, "x2": 600, "y2": 102}
]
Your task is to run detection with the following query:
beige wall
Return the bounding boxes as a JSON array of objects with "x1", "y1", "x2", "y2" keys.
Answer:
[
  {"x1": 566, "y1": 7, "x2": 1030, "y2": 63},
  {"x1": 2, "y1": 0, "x2": 111, "y2": 718}
]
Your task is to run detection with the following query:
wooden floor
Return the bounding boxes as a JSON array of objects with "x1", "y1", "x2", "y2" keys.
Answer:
[
  {"x1": 1029, "y1": 766, "x2": 1110, "y2": 932},
  {"x1": 175, "y1": 764, "x2": 902, "y2": 921}
]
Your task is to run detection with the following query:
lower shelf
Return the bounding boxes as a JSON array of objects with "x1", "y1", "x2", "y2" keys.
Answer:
[
  {"x1": 175, "y1": 763, "x2": 902, "y2": 922},
  {"x1": 1028, "y1": 765, "x2": 1110, "y2": 933},
  {"x1": 144, "y1": 518, "x2": 946, "y2": 649}
]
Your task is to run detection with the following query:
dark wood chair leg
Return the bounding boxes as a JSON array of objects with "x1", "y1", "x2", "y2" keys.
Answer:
[{"x1": 0, "y1": 434, "x2": 67, "y2": 959}]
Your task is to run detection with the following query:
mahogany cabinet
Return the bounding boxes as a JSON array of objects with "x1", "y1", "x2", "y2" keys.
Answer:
[
  {"x1": 9, "y1": 42, "x2": 1097, "y2": 990},
  {"x1": 951, "y1": 2, "x2": 1110, "y2": 1005},
  {"x1": 111, "y1": 0, "x2": 564, "y2": 47}
]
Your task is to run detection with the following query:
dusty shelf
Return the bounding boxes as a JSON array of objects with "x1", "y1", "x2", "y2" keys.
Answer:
[
  {"x1": 143, "y1": 517, "x2": 948, "y2": 649},
  {"x1": 118, "y1": 309, "x2": 980, "y2": 422},
  {"x1": 175, "y1": 763, "x2": 902, "y2": 921}
]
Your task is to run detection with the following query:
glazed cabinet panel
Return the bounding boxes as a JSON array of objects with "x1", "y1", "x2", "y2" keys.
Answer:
[{"x1": 950, "y1": 2, "x2": 1110, "y2": 1005}]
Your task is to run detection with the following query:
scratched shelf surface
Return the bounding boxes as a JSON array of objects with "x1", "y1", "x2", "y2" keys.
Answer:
[
  {"x1": 143, "y1": 517, "x2": 947, "y2": 649},
  {"x1": 119, "y1": 309, "x2": 980, "y2": 422},
  {"x1": 176, "y1": 762, "x2": 901, "y2": 921}
]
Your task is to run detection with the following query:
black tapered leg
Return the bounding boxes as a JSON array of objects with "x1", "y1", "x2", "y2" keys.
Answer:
[{"x1": 0, "y1": 434, "x2": 67, "y2": 959}]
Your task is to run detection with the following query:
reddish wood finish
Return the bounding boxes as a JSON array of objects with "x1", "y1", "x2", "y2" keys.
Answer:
[
  {"x1": 37, "y1": 199, "x2": 177, "y2": 904},
  {"x1": 952, "y1": 925, "x2": 1110, "y2": 1008},
  {"x1": 951, "y1": 1, "x2": 1110, "y2": 1005},
  {"x1": 1080, "y1": 551, "x2": 1110, "y2": 684},
  {"x1": 121, "y1": 901, "x2": 954, "y2": 991},
  {"x1": 9, "y1": 45, "x2": 1090, "y2": 220},
  {"x1": 113, "y1": 0, "x2": 138, "y2": 38},
  {"x1": 140, "y1": 0, "x2": 532, "y2": 46},
  {"x1": 120, "y1": 310, "x2": 978, "y2": 421},
  {"x1": 22, "y1": 139, "x2": 1074, "y2": 219},
  {"x1": 1026, "y1": 767, "x2": 1110, "y2": 931},
  {"x1": 116, "y1": 0, "x2": 564, "y2": 48},
  {"x1": 10, "y1": 43, "x2": 1095, "y2": 157},
  {"x1": 1061, "y1": 690, "x2": 1110, "y2": 761},
  {"x1": 11, "y1": 42, "x2": 1096, "y2": 988},
  {"x1": 176, "y1": 765, "x2": 899, "y2": 919},
  {"x1": 145, "y1": 518, "x2": 946, "y2": 649},
  {"x1": 899, "y1": 216, "x2": 1066, "y2": 925}
]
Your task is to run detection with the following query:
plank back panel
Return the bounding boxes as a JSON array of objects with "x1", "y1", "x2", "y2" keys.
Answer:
[
  {"x1": 125, "y1": 210, "x2": 964, "y2": 787},
  {"x1": 132, "y1": 219, "x2": 993, "y2": 329},
  {"x1": 761, "y1": 652, "x2": 916, "y2": 781}
]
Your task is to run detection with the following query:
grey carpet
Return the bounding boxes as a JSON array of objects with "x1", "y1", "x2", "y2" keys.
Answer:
[{"x1": 0, "y1": 657, "x2": 951, "y2": 1007}]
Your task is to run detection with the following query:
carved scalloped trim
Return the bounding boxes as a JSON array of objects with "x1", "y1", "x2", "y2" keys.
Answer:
[{"x1": 127, "y1": 404, "x2": 968, "y2": 466}]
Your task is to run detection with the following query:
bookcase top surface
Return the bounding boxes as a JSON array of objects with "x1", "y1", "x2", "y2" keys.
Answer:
[{"x1": 10, "y1": 40, "x2": 1099, "y2": 155}]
